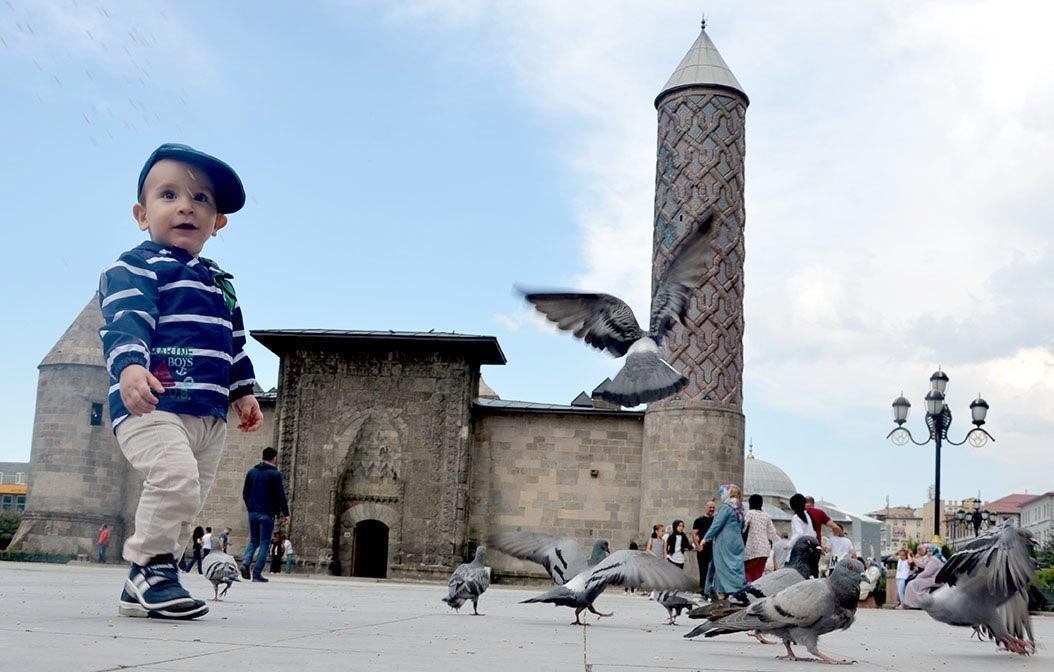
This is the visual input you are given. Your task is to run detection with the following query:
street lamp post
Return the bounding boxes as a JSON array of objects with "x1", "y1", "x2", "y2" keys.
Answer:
[{"x1": 887, "y1": 369, "x2": 995, "y2": 539}]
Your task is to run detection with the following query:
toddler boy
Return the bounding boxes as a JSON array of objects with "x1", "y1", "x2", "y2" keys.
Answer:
[{"x1": 98, "y1": 143, "x2": 262, "y2": 619}]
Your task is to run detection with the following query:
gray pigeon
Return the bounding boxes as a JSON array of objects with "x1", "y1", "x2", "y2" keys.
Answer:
[
  {"x1": 201, "y1": 548, "x2": 241, "y2": 601},
  {"x1": 519, "y1": 210, "x2": 715, "y2": 407},
  {"x1": 520, "y1": 549, "x2": 693, "y2": 625},
  {"x1": 688, "y1": 536, "x2": 822, "y2": 643},
  {"x1": 918, "y1": 522, "x2": 1037, "y2": 655},
  {"x1": 656, "y1": 591, "x2": 699, "y2": 625},
  {"x1": 441, "y1": 546, "x2": 491, "y2": 615},
  {"x1": 689, "y1": 536, "x2": 821, "y2": 621},
  {"x1": 488, "y1": 531, "x2": 608, "y2": 585},
  {"x1": 491, "y1": 535, "x2": 695, "y2": 627},
  {"x1": 684, "y1": 558, "x2": 865, "y2": 665}
]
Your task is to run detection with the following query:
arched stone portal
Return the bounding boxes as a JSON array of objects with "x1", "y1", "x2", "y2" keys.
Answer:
[{"x1": 337, "y1": 501, "x2": 399, "y2": 577}]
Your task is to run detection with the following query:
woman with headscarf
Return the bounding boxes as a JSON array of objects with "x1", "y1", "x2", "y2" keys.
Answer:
[
  {"x1": 742, "y1": 494, "x2": 780, "y2": 582},
  {"x1": 700, "y1": 484, "x2": 749, "y2": 604},
  {"x1": 900, "y1": 544, "x2": 945, "y2": 609}
]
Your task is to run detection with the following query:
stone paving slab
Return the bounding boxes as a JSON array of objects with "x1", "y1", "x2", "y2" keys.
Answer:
[{"x1": 1, "y1": 562, "x2": 1050, "y2": 672}]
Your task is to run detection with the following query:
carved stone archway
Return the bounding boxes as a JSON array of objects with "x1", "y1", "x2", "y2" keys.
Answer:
[{"x1": 336, "y1": 501, "x2": 400, "y2": 577}]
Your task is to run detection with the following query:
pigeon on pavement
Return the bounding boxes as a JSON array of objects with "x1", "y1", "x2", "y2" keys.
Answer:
[
  {"x1": 918, "y1": 522, "x2": 1037, "y2": 655},
  {"x1": 518, "y1": 211, "x2": 715, "y2": 407},
  {"x1": 442, "y1": 546, "x2": 491, "y2": 615},
  {"x1": 689, "y1": 536, "x2": 821, "y2": 621},
  {"x1": 201, "y1": 548, "x2": 241, "y2": 601},
  {"x1": 655, "y1": 591, "x2": 699, "y2": 625},
  {"x1": 684, "y1": 558, "x2": 865, "y2": 665}
]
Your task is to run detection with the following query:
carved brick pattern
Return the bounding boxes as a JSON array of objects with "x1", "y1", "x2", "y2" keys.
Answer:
[{"x1": 651, "y1": 91, "x2": 746, "y2": 409}]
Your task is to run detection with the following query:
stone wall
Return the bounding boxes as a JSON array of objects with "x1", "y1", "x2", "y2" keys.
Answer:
[
  {"x1": 12, "y1": 364, "x2": 127, "y2": 556},
  {"x1": 272, "y1": 345, "x2": 477, "y2": 577},
  {"x1": 190, "y1": 401, "x2": 277, "y2": 559},
  {"x1": 467, "y1": 409, "x2": 645, "y2": 579}
]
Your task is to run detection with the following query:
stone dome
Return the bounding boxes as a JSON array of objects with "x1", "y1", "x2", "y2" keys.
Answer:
[{"x1": 743, "y1": 450, "x2": 797, "y2": 502}]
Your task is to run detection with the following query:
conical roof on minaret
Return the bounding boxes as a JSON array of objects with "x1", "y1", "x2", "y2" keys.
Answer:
[
  {"x1": 656, "y1": 20, "x2": 748, "y2": 106},
  {"x1": 40, "y1": 297, "x2": 106, "y2": 368}
]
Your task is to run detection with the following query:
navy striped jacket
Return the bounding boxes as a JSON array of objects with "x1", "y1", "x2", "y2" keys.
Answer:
[{"x1": 98, "y1": 241, "x2": 257, "y2": 431}]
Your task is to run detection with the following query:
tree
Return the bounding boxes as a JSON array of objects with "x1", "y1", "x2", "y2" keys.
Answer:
[{"x1": 0, "y1": 511, "x2": 21, "y2": 550}]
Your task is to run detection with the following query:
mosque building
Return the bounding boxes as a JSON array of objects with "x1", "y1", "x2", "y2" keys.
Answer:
[{"x1": 13, "y1": 22, "x2": 816, "y2": 579}]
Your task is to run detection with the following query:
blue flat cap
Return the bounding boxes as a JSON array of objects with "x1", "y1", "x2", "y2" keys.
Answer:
[{"x1": 138, "y1": 143, "x2": 246, "y2": 214}]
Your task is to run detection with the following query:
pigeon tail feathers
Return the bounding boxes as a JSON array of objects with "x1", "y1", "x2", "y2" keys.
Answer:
[{"x1": 598, "y1": 341, "x2": 686, "y2": 407}]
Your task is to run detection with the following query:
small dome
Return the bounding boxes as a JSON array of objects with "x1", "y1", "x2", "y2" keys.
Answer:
[
  {"x1": 40, "y1": 297, "x2": 105, "y2": 368},
  {"x1": 744, "y1": 455, "x2": 797, "y2": 502}
]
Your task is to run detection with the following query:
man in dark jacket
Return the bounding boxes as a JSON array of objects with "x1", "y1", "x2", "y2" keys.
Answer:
[{"x1": 240, "y1": 447, "x2": 290, "y2": 582}]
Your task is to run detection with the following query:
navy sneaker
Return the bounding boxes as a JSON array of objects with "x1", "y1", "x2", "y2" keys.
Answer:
[
  {"x1": 120, "y1": 554, "x2": 209, "y2": 620},
  {"x1": 240, "y1": 564, "x2": 251, "y2": 580},
  {"x1": 251, "y1": 574, "x2": 269, "y2": 583}
]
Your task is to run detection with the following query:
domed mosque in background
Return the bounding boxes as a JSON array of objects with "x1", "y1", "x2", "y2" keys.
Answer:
[{"x1": 742, "y1": 444, "x2": 795, "y2": 523}]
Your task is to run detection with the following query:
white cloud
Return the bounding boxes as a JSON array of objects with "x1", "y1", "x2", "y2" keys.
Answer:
[{"x1": 377, "y1": 0, "x2": 1054, "y2": 506}]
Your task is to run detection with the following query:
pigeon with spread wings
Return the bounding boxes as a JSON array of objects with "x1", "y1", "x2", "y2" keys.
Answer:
[
  {"x1": 490, "y1": 531, "x2": 691, "y2": 625},
  {"x1": 918, "y1": 522, "x2": 1037, "y2": 655},
  {"x1": 519, "y1": 211, "x2": 714, "y2": 407}
]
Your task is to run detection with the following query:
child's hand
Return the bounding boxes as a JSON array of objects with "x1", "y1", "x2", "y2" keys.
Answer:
[
  {"x1": 119, "y1": 364, "x2": 164, "y2": 416},
  {"x1": 232, "y1": 395, "x2": 262, "y2": 432}
]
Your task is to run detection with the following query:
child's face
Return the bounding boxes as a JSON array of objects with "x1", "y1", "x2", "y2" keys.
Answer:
[{"x1": 134, "y1": 159, "x2": 228, "y2": 256}]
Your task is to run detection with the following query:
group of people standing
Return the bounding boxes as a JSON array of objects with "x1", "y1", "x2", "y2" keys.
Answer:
[
  {"x1": 647, "y1": 486, "x2": 852, "y2": 604},
  {"x1": 894, "y1": 543, "x2": 946, "y2": 609}
]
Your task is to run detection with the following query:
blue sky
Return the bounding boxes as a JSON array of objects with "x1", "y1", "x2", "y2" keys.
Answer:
[{"x1": 2, "y1": 1, "x2": 1052, "y2": 516}]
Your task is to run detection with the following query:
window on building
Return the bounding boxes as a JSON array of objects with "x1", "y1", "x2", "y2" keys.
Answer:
[
  {"x1": 1, "y1": 495, "x2": 12, "y2": 511},
  {"x1": 0, "y1": 472, "x2": 4, "y2": 484},
  {"x1": 15, "y1": 472, "x2": 25, "y2": 484},
  {"x1": 90, "y1": 402, "x2": 104, "y2": 426},
  {"x1": 16, "y1": 495, "x2": 26, "y2": 512}
]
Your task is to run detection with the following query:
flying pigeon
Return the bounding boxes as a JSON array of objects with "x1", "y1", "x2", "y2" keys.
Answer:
[
  {"x1": 688, "y1": 536, "x2": 822, "y2": 636},
  {"x1": 518, "y1": 210, "x2": 715, "y2": 407},
  {"x1": 918, "y1": 522, "x2": 1037, "y2": 655},
  {"x1": 684, "y1": 558, "x2": 865, "y2": 665},
  {"x1": 441, "y1": 545, "x2": 491, "y2": 615},
  {"x1": 487, "y1": 531, "x2": 609, "y2": 585},
  {"x1": 655, "y1": 591, "x2": 699, "y2": 625},
  {"x1": 201, "y1": 548, "x2": 241, "y2": 601}
]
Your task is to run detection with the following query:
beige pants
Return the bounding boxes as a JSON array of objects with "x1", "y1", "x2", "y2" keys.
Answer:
[{"x1": 115, "y1": 411, "x2": 226, "y2": 566}]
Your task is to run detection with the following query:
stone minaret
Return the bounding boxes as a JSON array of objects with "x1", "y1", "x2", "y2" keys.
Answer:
[
  {"x1": 640, "y1": 22, "x2": 748, "y2": 530},
  {"x1": 10, "y1": 299, "x2": 129, "y2": 557}
]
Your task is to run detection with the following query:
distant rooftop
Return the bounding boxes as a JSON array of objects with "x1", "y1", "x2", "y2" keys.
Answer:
[
  {"x1": 984, "y1": 493, "x2": 1036, "y2": 514},
  {"x1": 252, "y1": 329, "x2": 506, "y2": 365},
  {"x1": 474, "y1": 397, "x2": 644, "y2": 418}
]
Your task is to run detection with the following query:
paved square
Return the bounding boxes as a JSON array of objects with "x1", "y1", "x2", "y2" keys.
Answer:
[{"x1": 1, "y1": 562, "x2": 1049, "y2": 671}]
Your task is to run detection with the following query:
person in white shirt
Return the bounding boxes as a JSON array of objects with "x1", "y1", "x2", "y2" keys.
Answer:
[
  {"x1": 894, "y1": 547, "x2": 913, "y2": 605},
  {"x1": 827, "y1": 527, "x2": 855, "y2": 567},
  {"x1": 283, "y1": 537, "x2": 294, "y2": 574},
  {"x1": 789, "y1": 494, "x2": 814, "y2": 544},
  {"x1": 202, "y1": 527, "x2": 213, "y2": 558}
]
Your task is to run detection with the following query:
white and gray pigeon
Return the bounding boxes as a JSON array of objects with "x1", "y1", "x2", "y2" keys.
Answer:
[
  {"x1": 441, "y1": 545, "x2": 491, "y2": 615},
  {"x1": 918, "y1": 522, "x2": 1037, "y2": 655},
  {"x1": 684, "y1": 558, "x2": 866, "y2": 665},
  {"x1": 688, "y1": 535, "x2": 822, "y2": 642},
  {"x1": 655, "y1": 591, "x2": 699, "y2": 625},
  {"x1": 488, "y1": 531, "x2": 609, "y2": 585},
  {"x1": 518, "y1": 210, "x2": 715, "y2": 407},
  {"x1": 486, "y1": 535, "x2": 687, "y2": 627},
  {"x1": 201, "y1": 548, "x2": 241, "y2": 601}
]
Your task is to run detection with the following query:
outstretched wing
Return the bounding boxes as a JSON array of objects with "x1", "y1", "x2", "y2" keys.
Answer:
[
  {"x1": 519, "y1": 290, "x2": 644, "y2": 357},
  {"x1": 584, "y1": 550, "x2": 693, "y2": 592},
  {"x1": 936, "y1": 523, "x2": 1036, "y2": 601},
  {"x1": 488, "y1": 531, "x2": 589, "y2": 585},
  {"x1": 649, "y1": 211, "x2": 715, "y2": 342}
]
